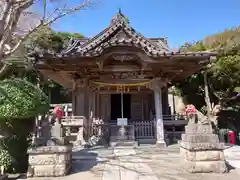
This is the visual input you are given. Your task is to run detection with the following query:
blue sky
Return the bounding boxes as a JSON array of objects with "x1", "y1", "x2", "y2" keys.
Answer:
[{"x1": 50, "y1": 0, "x2": 240, "y2": 48}]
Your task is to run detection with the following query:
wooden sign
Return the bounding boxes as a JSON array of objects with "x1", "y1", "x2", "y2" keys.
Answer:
[
  {"x1": 117, "y1": 118, "x2": 128, "y2": 126},
  {"x1": 116, "y1": 86, "x2": 130, "y2": 92}
]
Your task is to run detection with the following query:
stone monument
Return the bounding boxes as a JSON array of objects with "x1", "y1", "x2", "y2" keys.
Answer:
[
  {"x1": 27, "y1": 116, "x2": 72, "y2": 177},
  {"x1": 180, "y1": 105, "x2": 228, "y2": 173}
]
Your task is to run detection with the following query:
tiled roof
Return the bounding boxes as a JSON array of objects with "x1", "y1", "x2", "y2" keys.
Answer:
[
  {"x1": 60, "y1": 12, "x2": 170, "y2": 57},
  {"x1": 34, "y1": 12, "x2": 216, "y2": 59}
]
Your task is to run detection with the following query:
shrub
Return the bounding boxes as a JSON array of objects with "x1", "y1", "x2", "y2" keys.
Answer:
[
  {"x1": 0, "y1": 78, "x2": 49, "y2": 173},
  {"x1": 0, "y1": 149, "x2": 15, "y2": 172},
  {"x1": 0, "y1": 78, "x2": 49, "y2": 119}
]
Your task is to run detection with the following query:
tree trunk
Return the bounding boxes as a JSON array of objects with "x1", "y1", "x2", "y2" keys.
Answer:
[{"x1": 203, "y1": 72, "x2": 212, "y2": 119}]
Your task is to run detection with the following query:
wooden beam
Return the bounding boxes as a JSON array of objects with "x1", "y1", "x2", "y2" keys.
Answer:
[{"x1": 39, "y1": 70, "x2": 73, "y2": 89}]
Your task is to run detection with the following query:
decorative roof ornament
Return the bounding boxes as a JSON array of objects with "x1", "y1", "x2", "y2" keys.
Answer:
[{"x1": 110, "y1": 9, "x2": 129, "y2": 25}]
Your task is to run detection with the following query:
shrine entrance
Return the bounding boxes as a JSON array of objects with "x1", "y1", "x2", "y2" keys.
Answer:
[
  {"x1": 35, "y1": 11, "x2": 216, "y2": 146},
  {"x1": 110, "y1": 94, "x2": 131, "y2": 121}
]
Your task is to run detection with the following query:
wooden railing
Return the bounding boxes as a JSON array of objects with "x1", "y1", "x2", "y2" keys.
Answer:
[
  {"x1": 87, "y1": 115, "x2": 188, "y2": 142},
  {"x1": 134, "y1": 121, "x2": 155, "y2": 139},
  {"x1": 46, "y1": 104, "x2": 188, "y2": 144}
]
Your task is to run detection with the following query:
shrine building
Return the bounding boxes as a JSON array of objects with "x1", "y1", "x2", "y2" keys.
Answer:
[{"x1": 33, "y1": 12, "x2": 216, "y2": 146}]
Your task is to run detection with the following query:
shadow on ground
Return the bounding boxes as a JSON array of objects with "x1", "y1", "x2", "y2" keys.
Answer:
[
  {"x1": 70, "y1": 148, "x2": 106, "y2": 175},
  {"x1": 225, "y1": 161, "x2": 236, "y2": 171}
]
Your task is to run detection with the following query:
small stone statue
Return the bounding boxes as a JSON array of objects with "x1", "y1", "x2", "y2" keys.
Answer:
[
  {"x1": 46, "y1": 116, "x2": 68, "y2": 146},
  {"x1": 185, "y1": 104, "x2": 198, "y2": 124},
  {"x1": 185, "y1": 104, "x2": 210, "y2": 125},
  {"x1": 40, "y1": 117, "x2": 51, "y2": 139},
  {"x1": 196, "y1": 111, "x2": 210, "y2": 125},
  {"x1": 31, "y1": 133, "x2": 37, "y2": 146}
]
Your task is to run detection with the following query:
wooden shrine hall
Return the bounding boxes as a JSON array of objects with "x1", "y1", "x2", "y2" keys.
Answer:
[{"x1": 33, "y1": 11, "x2": 216, "y2": 146}]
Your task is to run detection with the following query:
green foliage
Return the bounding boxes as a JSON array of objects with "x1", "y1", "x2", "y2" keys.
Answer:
[
  {"x1": 177, "y1": 26, "x2": 240, "y2": 130},
  {"x1": 26, "y1": 27, "x2": 84, "y2": 52},
  {"x1": 180, "y1": 41, "x2": 208, "y2": 52},
  {"x1": 0, "y1": 78, "x2": 49, "y2": 119},
  {"x1": 2, "y1": 28, "x2": 82, "y2": 103},
  {"x1": 0, "y1": 117, "x2": 34, "y2": 173},
  {"x1": 178, "y1": 27, "x2": 240, "y2": 97},
  {"x1": 0, "y1": 149, "x2": 14, "y2": 172}
]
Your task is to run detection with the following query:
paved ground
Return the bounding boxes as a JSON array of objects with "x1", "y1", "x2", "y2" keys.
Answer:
[
  {"x1": 23, "y1": 144, "x2": 240, "y2": 180},
  {"x1": 224, "y1": 145, "x2": 240, "y2": 168}
]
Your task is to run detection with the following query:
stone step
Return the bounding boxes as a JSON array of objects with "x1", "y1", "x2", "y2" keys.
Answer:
[
  {"x1": 110, "y1": 140, "x2": 138, "y2": 148},
  {"x1": 72, "y1": 156, "x2": 107, "y2": 161}
]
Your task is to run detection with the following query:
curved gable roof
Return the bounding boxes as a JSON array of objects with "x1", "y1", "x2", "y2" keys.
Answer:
[{"x1": 62, "y1": 12, "x2": 170, "y2": 57}]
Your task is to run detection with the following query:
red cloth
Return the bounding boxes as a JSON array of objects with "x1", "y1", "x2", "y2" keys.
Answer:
[
  {"x1": 53, "y1": 105, "x2": 64, "y2": 118},
  {"x1": 228, "y1": 131, "x2": 237, "y2": 145},
  {"x1": 185, "y1": 104, "x2": 197, "y2": 114}
]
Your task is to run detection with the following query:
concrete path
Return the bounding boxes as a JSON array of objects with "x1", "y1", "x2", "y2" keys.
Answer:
[
  {"x1": 224, "y1": 145, "x2": 240, "y2": 168},
  {"x1": 20, "y1": 145, "x2": 240, "y2": 180},
  {"x1": 102, "y1": 148, "x2": 159, "y2": 180}
]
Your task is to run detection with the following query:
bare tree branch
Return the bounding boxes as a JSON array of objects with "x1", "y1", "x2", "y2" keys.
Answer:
[
  {"x1": 4, "y1": 0, "x2": 91, "y2": 58},
  {"x1": 0, "y1": 0, "x2": 92, "y2": 70}
]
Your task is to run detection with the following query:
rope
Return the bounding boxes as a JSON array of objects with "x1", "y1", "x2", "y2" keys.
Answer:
[{"x1": 89, "y1": 79, "x2": 153, "y2": 87}]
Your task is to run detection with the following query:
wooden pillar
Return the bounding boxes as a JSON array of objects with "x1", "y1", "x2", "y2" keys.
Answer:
[
  {"x1": 92, "y1": 91, "x2": 96, "y2": 117},
  {"x1": 89, "y1": 90, "x2": 92, "y2": 118},
  {"x1": 72, "y1": 90, "x2": 77, "y2": 116},
  {"x1": 75, "y1": 86, "x2": 89, "y2": 117},
  {"x1": 172, "y1": 93, "x2": 176, "y2": 114},
  {"x1": 152, "y1": 79, "x2": 166, "y2": 147},
  {"x1": 96, "y1": 90, "x2": 100, "y2": 118},
  {"x1": 141, "y1": 95, "x2": 144, "y2": 121}
]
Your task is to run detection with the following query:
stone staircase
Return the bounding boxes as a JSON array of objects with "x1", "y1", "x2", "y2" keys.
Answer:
[
  {"x1": 110, "y1": 140, "x2": 138, "y2": 148},
  {"x1": 109, "y1": 125, "x2": 138, "y2": 148}
]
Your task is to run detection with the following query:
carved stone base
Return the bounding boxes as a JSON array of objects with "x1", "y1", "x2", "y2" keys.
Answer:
[
  {"x1": 180, "y1": 123, "x2": 228, "y2": 173},
  {"x1": 156, "y1": 140, "x2": 167, "y2": 148},
  {"x1": 27, "y1": 145, "x2": 72, "y2": 177},
  {"x1": 181, "y1": 158, "x2": 227, "y2": 173}
]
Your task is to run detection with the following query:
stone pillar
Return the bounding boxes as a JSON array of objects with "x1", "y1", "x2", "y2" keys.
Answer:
[{"x1": 153, "y1": 84, "x2": 166, "y2": 147}]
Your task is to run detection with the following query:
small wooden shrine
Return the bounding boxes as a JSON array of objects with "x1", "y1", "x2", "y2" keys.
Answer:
[{"x1": 33, "y1": 11, "x2": 216, "y2": 146}]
